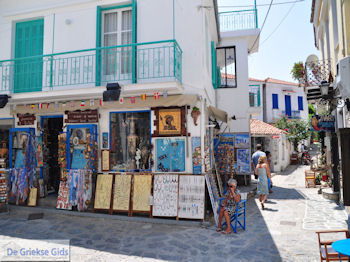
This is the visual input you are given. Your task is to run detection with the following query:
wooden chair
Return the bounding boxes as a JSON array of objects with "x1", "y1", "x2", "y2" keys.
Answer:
[
  {"x1": 305, "y1": 170, "x2": 316, "y2": 188},
  {"x1": 316, "y1": 229, "x2": 350, "y2": 261}
]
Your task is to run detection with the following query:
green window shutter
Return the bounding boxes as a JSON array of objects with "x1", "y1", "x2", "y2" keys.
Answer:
[
  {"x1": 14, "y1": 19, "x2": 44, "y2": 93},
  {"x1": 132, "y1": 0, "x2": 137, "y2": 83},
  {"x1": 211, "y1": 41, "x2": 218, "y2": 89}
]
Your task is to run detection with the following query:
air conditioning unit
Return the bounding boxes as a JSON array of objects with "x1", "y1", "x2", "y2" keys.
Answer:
[{"x1": 336, "y1": 56, "x2": 350, "y2": 98}]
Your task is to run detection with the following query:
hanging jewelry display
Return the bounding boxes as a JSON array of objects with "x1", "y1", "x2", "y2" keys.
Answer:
[
  {"x1": 152, "y1": 174, "x2": 179, "y2": 217},
  {"x1": 178, "y1": 175, "x2": 205, "y2": 220}
]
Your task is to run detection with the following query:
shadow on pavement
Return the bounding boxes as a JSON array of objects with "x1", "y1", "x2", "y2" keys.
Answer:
[
  {"x1": 0, "y1": 199, "x2": 284, "y2": 262},
  {"x1": 265, "y1": 185, "x2": 306, "y2": 200}
]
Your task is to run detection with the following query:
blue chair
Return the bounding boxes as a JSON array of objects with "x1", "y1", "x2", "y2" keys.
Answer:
[{"x1": 218, "y1": 198, "x2": 247, "y2": 233}]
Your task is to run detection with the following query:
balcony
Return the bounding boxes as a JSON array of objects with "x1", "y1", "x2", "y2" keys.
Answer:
[
  {"x1": 0, "y1": 40, "x2": 182, "y2": 94},
  {"x1": 282, "y1": 110, "x2": 301, "y2": 119},
  {"x1": 219, "y1": 9, "x2": 258, "y2": 32}
]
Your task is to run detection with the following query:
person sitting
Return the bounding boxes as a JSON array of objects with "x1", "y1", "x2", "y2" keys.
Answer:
[{"x1": 216, "y1": 178, "x2": 241, "y2": 234}]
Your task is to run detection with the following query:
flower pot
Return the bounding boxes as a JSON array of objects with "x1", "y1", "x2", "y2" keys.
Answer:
[{"x1": 191, "y1": 110, "x2": 201, "y2": 126}]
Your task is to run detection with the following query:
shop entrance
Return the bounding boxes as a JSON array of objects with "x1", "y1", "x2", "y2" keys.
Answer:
[{"x1": 41, "y1": 116, "x2": 63, "y2": 195}]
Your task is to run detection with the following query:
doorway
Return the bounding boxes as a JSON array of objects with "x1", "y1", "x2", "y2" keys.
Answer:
[
  {"x1": 285, "y1": 95, "x2": 291, "y2": 117},
  {"x1": 41, "y1": 116, "x2": 63, "y2": 195}
]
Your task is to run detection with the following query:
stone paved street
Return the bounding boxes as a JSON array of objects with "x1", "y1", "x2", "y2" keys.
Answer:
[{"x1": 0, "y1": 165, "x2": 348, "y2": 262}]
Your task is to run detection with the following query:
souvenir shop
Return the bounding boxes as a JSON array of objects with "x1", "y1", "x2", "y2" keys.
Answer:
[{"x1": 2, "y1": 94, "x2": 250, "y2": 222}]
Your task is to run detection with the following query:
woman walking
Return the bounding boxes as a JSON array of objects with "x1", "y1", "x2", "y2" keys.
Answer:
[{"x1": 255, "y1": 156, "x2": 270, "y2": 210}]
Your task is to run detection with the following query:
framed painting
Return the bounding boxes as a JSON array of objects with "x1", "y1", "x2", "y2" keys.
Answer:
[
  {"x1": 102, "y1": 132, "x2": 109, "y2": 149},
  {"x1": 152, "y1": 107, "x2": 187, "y2": 137}
]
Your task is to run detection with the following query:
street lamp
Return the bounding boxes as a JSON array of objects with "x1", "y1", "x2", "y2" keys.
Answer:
[{"x1": 320, "y1": 81, "x2": 330, "y2": 96}]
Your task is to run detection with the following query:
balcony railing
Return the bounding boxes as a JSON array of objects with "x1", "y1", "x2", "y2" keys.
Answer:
[
  {"x1": 219, "y1": 9, "x2": 258, "y2": 32},
  {"x1": 282, "y1": 110, "x2": 301, "y2": 119},
  {"x1": 0, "y1": 40, "x2": 182, "y2": 93},
  {"x1": 304, "y1": 59, "x2": 333, "y2": 87}
]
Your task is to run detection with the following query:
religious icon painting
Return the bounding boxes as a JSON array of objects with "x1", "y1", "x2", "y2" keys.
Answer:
[{"x1": 152, "y1": 107, "x2": 187, "y2": 137}]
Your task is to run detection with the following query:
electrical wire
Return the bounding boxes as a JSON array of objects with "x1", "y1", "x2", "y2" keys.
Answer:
[
  {"x1": 220, "y1": 0, "x2": 304, "y2": 8},
  {"x1": 260, "y1": 0, "x2": 297, "y2": 46},
  {"x1": 249, "y1": 0, "x2": 274, "y2": 53}
]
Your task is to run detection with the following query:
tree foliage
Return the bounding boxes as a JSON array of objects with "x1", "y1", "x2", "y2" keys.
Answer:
[
  {"x1": 291, "y1": 62, "x2": 305, "y2": 84},
  {"x1": 275, "y1": 117, "x2": 310, "y2": 150}
]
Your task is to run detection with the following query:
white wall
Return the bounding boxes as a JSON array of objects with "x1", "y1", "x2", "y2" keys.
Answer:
[
  {"x1": 216, "y1": 39, "x2": 250, "y2": 132},
  {"x1": 0, "y1": 0, "x2": 218, "y2": 106},
  {"x1": 249, "y1": 80, "x2": 308, "y2": 124}
]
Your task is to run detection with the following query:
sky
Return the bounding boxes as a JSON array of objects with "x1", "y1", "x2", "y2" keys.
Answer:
[{"x1": 218, "y1": 0, "x2": 319, "y2": 83}]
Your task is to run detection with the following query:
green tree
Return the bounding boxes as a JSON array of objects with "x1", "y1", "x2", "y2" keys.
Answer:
[{"x1": 275, "y1": 117, "x2": 311, "y2": 150}]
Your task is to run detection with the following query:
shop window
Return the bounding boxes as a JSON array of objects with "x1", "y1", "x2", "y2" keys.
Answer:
[
  {"x1": 156, "y1": 138, "x2": 185, "y2": 172},
  {"x1": 216, "y1": 46, "x2": 237, "y2": 88},
  {"x1": 110, "y1": 111, "x2": 151, "y2": 171}
]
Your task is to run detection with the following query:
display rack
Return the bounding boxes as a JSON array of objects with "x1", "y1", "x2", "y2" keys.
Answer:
[{"x1": 0, "y1": 169, "x2": 8, "y2": 212}]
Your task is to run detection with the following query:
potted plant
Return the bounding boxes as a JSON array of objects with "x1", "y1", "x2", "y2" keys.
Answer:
[
  {"x1": 191, "y1": 107, "x2": 201, "y2": 126},
  {"x1": 291, "y1": 62, "x2": 306, "y2": 86}
]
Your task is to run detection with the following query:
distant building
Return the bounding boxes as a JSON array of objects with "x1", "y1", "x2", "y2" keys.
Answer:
[{"x1": 249, "y1": 78, "x2": 308, "y2": 123}]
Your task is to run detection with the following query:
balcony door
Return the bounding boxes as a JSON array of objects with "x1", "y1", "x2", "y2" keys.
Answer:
[
  {"x1": 284, "y1": 95, "x2": 291, "y2": 117},
  {"x1": 14, "y1": 19, "x2": 44, "y2": 93},
  {"x1": 101, "y1": 8, "x2": 132, "y2": 82}
]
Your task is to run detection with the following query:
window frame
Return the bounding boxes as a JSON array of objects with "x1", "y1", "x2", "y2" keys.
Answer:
[
  {"x1": 216, "y1": 45, "x2": 237, "y2": 88},
  {"x1": 298, "y1": 96, "x2": 304, "y2": 111},
  {"x1": 272, "y1": 93, "x2": 279, "y2": 109},
  {"x1": 109, "y1": 110, "x2": 152, "y2": 172}
]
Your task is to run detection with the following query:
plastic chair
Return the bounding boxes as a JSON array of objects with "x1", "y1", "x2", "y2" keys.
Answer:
[{"x1": 218, "y1": 197, "x2": 247, "y2": 233}]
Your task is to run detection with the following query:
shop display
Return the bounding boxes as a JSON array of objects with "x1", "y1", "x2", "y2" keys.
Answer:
[
  {"x1": 0, "y1": 129, "x2": 9, "y2": 169},
  {"x1": 0, "y1": 170, "x2": 8, "y2": 212},
  {"x1": 214, "y1": 134, "x2": 235, "y2": 182},
  {"x1": 152, "y1": 107, "x2": 187, "y2": 137},
  {"x1": 101, "y1": 150, "x2": 110, "y2": 171},
  {"x1": 191, "y1": 137, "x2": 202, "y2": 174},
  {"x1": 8, "y1": 128, "x2": 37, "y2": 205},
  {"x1": 235, "y1": 134, "x2": 250, "y2": 148},
  {"x1": 112, "y1": 174, "x2": 132, "y2": 212},
  {"x1": 205, "y1": 173, "x2": 220, "y2": 226},
  {"x1": 67, "y1": 169, "x2": 92, "y2": 211},
  {"x1": 152, "y1": 174, "x2": 178, "y2": 217},
  {"x1": 237, "y1": 149, "x2": 250, "y2": 173},
  {"x1": 156, "y1": 138, "x2": 185, "y2": 172},
  {"x1": 56, "y1": 181, "x2": 72, "y2": 210},
  {"x1": 27, "y1": 187, "x2": 38, "y2": 206},
  {"x1": 67, "y1": 125, "x2": 98, "y2": 171},
  {"x1": 131, "y1": 174, "x2": 152, "y2": 213},
  {"x1": 94, "y1": 174, "x2": 113, "y2": 210},
  {"x1": 58, "y1": 133, "x2": 66, "y2": 177},
  {"x1": 110, "y1": 112, "x2": 151, "y2": 171},
  {"x1": 178, "y1": 175, "x2": 205, "y2": 220},
  {"x1": 102, "y1": 132, "x2": 109, "y2": 149}
]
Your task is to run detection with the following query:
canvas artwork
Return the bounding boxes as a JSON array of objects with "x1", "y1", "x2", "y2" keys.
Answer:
[
  {"x1": 158, "y1": 108, "x2": 182, "y2": 136},
  {"x1": 132, "y1": 175, "x2": 152, "y2": 212},
  {"x1": 237, "y1": 149, "x2": 250, "y2": 174},
  {"x1": 152, "y1": 174, "x2": 179, "y2": 217},
  {"x1": 56, "y1": 181, "x2": 72, "y2": 210},
  {"x1": 156, "y1": 138, "x2": 185, "y2": 172},
  {"x1": 192, "y1": 137, "x2": 202, "y2": 174},
  {"x1": 178, "y1": 175, "x2": 205, "y2": 219},
  {"x1": 113, "y1": 174, "x2": 132, "y2": 211},
  {"x1": 94, "y1": 174, "x2": 113, "y2": 210},
  {"x1": 102, "y1": 132, "x2": 109, "y2": 149},
  {"x1": 235, "y1": 133, "x2": 250, "y2": 148}
]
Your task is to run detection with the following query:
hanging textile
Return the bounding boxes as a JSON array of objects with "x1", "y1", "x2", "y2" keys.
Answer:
[{"x1": 67, "y1": 169, "x2": 92, "y2": 211}]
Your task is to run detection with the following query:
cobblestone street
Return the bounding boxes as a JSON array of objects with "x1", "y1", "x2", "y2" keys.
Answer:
[{"x1": 0, "y1": 165, "x2": 348, "y2": 262}]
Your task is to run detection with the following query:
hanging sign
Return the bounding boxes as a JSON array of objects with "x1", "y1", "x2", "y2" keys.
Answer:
[
  {"x1": 310, "y1": 115, "x2": 335, "y2": 132},
  {"x1": 17, "y1": 113, "x2": 36, "y2": 125},
  {"x1": 65, "y1": 109, "x2": 99, "y2": 123}
]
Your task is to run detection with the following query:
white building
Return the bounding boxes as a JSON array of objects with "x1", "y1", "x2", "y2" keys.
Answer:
[
  {"x1": 0, "y1": 0, "x2": 259, "y2": 210},
  {"x1": 249, "y1": 78, "x2": 308, "y2": 123}
]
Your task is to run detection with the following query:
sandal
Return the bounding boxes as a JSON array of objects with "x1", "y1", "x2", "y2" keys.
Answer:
[
  {"x1": 216, "y1": 227, "x2": 222, "y2": 232},
  {"x1": 221, "y1": 231, "x2": 232, "y2": 235},
  {"x1": 261, "y1": 203, "x2": 265, "y2": 210}
]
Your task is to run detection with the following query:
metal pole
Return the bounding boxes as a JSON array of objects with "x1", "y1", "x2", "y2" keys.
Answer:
[{"x1": 331, "y1": 132, "x2": 340, "y2": 193}]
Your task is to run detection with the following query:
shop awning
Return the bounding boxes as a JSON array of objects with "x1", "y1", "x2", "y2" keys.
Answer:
[
  {"x1": 11, "y1": 94, "x2": 199, "y2": 114},
  {"x1": 208, "y1": 106, "x2": 228, "y2": 123}
]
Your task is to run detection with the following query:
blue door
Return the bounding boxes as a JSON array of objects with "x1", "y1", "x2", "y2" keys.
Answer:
[{"x1": 285, "y1": 95, "x2": 291, "y2": 117}]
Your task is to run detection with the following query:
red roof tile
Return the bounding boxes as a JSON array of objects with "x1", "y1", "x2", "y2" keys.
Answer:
[{"x1": 250, "y1": 119, "x2": 287, "y2": 135}]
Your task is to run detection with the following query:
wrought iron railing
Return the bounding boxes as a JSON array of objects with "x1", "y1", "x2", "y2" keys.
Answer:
[
  {"x1": 304, "y1": 59, "x2": 333, "y2": 87},
  {"x1": 282, "y1": 110, "x2": 301, "y2": 119},
  {"x1": 219, "y1": 9, "x2": 258, "y2": 32},
  {"x1": 0, "y1": 40, "x2": 182, "y2": 93}
]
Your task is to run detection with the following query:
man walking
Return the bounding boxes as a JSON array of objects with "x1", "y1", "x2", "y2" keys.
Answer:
[{"x1": 252, "y1": 144, "x2": 266, "y2": 179}]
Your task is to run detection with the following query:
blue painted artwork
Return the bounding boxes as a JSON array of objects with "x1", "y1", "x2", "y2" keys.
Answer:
[
  {"x1": 237, "y1": 149, "x2": 250, "y2": 174},
  {"x1": 235, "y1": 133, "x2": 250, "y2": 148},
  {"x1": 156, "y1": 138, "x2": 185, "y2": 172},
  {"x1": 192, "y1": 137, "x2": 201, "y2": 174}
]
